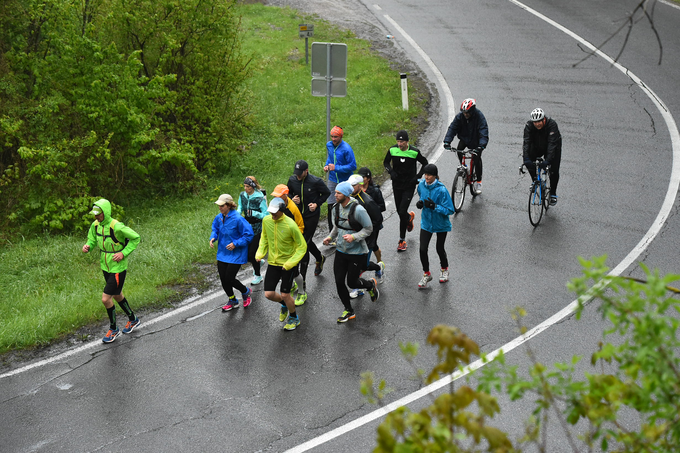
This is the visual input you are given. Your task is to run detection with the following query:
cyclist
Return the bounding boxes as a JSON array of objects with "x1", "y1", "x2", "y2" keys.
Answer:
[
  {"x1": 443, "y1": 98, "x2": 489, "y2": 194},
  {"x1": 523, "y1": 108, "x2": 562, "y2": 206}
]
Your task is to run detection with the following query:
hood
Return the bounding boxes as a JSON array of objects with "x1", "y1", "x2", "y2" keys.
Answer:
[
  {"x1": 423, "y1": 178, "x2": 445, "y2": 190},
  {"x1": 93, "y1": 198, "x2": 112, "y2": 224}
]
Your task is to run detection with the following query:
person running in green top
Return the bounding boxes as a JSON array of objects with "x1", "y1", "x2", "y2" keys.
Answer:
[
  {"x1": 255, "y1": 198, "x2": 307, "y2": 331},
  {"x1": 82, "y1": 198, "x2": 141, "y2": 343}
]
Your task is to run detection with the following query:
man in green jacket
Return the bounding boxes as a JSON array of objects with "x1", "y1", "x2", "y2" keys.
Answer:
[
  {"x1": 82, "y1": 198, "x2": 141, "y2": 343},
  {"x1": 256, "y1": 197, "x2": 307, "y2": 331}
]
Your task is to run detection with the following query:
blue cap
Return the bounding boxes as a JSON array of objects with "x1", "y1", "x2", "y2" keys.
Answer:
[{"x1": 336, "y1": 181, "x2": 353, "y2": 196}]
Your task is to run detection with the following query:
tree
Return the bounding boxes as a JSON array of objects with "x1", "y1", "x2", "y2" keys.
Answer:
[{"x1": 363, "y1": 256, "x2": 680, "y2": 452}]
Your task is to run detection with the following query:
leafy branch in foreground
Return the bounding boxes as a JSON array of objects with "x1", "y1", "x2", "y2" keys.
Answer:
[{"x1": 364, "y1": 256, "x2": 680, "y2": 452}]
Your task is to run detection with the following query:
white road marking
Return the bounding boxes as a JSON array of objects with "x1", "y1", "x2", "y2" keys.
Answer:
[
  {"x1": 660, "y1": 0, "x2": 680, "y2": 11},
  {"x1": 284, "y1": 1, "x2": 680, "y2": 451}
]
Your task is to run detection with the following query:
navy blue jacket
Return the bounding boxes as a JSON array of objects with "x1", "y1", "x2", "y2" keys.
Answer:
[{"x1": 444, "y1": 109, "x2": 489, "y2": 150}]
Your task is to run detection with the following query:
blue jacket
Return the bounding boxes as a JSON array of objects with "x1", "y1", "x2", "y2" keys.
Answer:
[
  {"x1": 444, "y1": 109, "x2": 489, "y2": 150},
  {"x1": 325, "y1": 140, "x2": 357, "y2": 183},
  {"x1": 210, "y1": 209, "x2": 254, "y2": 264},
  {"x1": 417, "y1": 178, "x2": 455, "y2": 233}
]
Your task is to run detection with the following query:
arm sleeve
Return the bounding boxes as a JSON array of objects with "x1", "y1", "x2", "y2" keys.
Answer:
[
  {"x1": 255, "y1": 220, "x2": 268, "y2": 261},
  {"x1": 210, "y1": 215, "x2": 219, "y2": 243},
  {"x1": 444, "y1": 116, "x2": 460, "y2": 143},
  {"x1": 383, "y1": 150, "x2": 393, "y2": 174},
  {"x1": 478, "y1": 112, "x2": 489, "y2": 149},
  {"x1": 237, "y1": 193, "x2": 244, "y2": 216},
  {"x1": 284, "y1": 223, "x2": 308, "y2": 270},
  {"x1": 86, "y1": 223, "x2": 97, "y2": 248},
  {"x1": 434, "y1": 188, "x2": 455, "y2": 216},
  {"x1": 374, "y1": 187, "x2": 386, "y2": 212},
  {"x1": 545, "y1": 121, "x2": 561, "y2": 163},
  {"x1": 416, "y1": 152, "x2": 429, "y2": 179},
  {"x1": 334, "y1": 144, "x2": 357, "y2": 174},
  {"x1": 253, "y1": 197, "x2": 268, "y2": 220},
  {"x1": 522, "y1": 123, "x2": 532, "y2": 159},
  {"x1": 317, "y1": 179, "x2": 331, "y2": 204},
  {"x1": 115, "y1": 224, "x2": 141, "y2": 257},
  {"x1": 232, "y1": 218, "x2": 254, "y2": 248}
]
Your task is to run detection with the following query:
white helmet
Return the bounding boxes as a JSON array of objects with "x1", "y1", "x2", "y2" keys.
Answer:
[
  {"x1": 460, "y1": 98, "x2": 477, "y2": 113},
  {"x1": 530, "y1": 108, "x2": 545, "y2": 121}
]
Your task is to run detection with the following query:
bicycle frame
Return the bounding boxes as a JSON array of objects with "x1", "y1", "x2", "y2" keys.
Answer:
[
  {"x1": 519, "y1": 158, "x2": 550, "y2": 226},
  {"x1": 450, "y1": 150, "x2": 478, "y2": 212}
]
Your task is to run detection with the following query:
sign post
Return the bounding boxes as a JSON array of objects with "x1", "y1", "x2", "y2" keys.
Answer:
[
  {"x1": 311, "y1": 42, "x2": 348, "y2": 141},
  {"x1": 298, "y1": 24, "x2": 314, "y2": 65}
]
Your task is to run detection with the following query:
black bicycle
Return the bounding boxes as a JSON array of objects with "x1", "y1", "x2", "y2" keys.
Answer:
[
  {"x1": 451, "y1": 149, "x2": 479, "y2": 212},
  {"x1": 519, "y1": 158, "x2": 550, "y2": 226}
]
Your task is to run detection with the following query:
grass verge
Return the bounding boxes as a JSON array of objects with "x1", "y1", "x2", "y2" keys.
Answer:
[{"x1": 0, "y1": 3, "x2": 428, "y2": 355}]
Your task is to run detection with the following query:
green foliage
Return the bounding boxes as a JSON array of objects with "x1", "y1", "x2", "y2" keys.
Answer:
[
  {"x1": 362, "y1": 325, "x2": 517, "y2": 452},
  {"x1": 0, "y1": 0, "x2": 250, "y2": 235},
  {"x1": 367, "y1": 258, "x2": 680, "y2": 452}
]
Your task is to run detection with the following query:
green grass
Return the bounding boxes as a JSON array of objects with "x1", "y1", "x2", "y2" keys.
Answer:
[{"x1": 0, "y1": 3, "x2": 427, "y2": 355}]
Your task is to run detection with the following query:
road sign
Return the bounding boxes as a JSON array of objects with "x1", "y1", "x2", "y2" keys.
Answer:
[
  {"x1": 311, "y1": 42, "x2": 347, "y2": 79},
  {"x1": 299, "y1": 24, "x2": 314, "y2": 38},
  {"x1": 311, "y1": 79, "x2": 347, "y2": 97}
]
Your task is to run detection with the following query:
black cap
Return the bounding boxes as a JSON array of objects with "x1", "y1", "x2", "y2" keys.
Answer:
[
  {"x1": 357, "y1": 167, "x2": 372, "y2": 178},
  {"x1": 396, "y1": 130, "x2": 409, "y2": 141},
  {"x1": 293, "y1": 159, "x2": 309, "y2": 176},
  {"x1": 422, "y1": 164, "x2": 438, "y2": 176}
]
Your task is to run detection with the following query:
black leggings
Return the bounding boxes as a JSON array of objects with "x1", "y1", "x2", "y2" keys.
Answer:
[
  {"x1": 299, "y1": 216, "x2": 323, "y2": 279},
  {"x1": 217, "y1": 261, "x2": 247, "y2": 298},
  {"x1": 457, "y1": 140, "x2": 483, "y2": 181},
  {"x1": 524, "y1": 152, "x2": 561, "y2": 196},
  {"x1": 393, "y1": 187, "x2": 416, "y2": 239},
  {"x1": 333, "y1": 252, "x2": 375, "y2": 312},
  {"x1": 247, "y1": 231, "x2": 262, "y2": 276},
  {"x1": 419, "y1": 230, "x2": 448, "y2": 273}
]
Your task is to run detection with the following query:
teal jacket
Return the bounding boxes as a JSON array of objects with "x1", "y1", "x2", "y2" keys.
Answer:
[{"x1": 86, "y1": 199, "x2": 141, "y2": 273}]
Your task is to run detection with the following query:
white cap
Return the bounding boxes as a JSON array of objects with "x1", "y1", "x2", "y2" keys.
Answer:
[
  {"x1": 348, "y1": 174, "x2": 363, "y2": 186},
  {"x1": 268, "y1": 197, "x2": 286, "y2": 213}
]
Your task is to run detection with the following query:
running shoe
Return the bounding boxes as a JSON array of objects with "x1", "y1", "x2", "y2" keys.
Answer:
[
  {"x1": 222, "y1": 299, "x2": 239, "y2": 311},
  {"x1": 368, "y1": 278, "x2": 380, "y2": 302},
  {"x1": 349, "y1": 289, "x2": 365, "y2": 299},
  {"x1": 279, "y1": 306, "x2": 289, "y2": 322},
  {"x1": 251, "y1": 275, "x2": 263, "y2": 285},
  {"x1": 474, "y1": 181, "x2": 482, "y2": 194},
  {"x1": 314, "y1": 255, "x2": 326, "y2": 276},
  {"x1": 418, "y1": 272, "x2": 433, "y2": 289},
  {"x1": 242, "y1": 288, "x2": 252, "y2": 308},
  {"x1": 337, "y1": 310, "x2": 356, "y2": 323},
  {"x1": 406, "y1": 211, "x2": 415, "y2": 232},
  {"x1": 283, "y1": 315, "x2": 301, "y2": 331},
  {"x1": 397, "y1": 240, "x2": 407, "y2": 252},
  {"x1": 294, "y1": 293, "x2": 308, "y2": 306},
  {"x1": 375, "y1": 261, "x2": 385, "y2": 283},
  {"x1": 102, "y1": 328, "x2": 121, "y2": 343},
  {"x1": 550, "y1": 195, "x2": 558, "y2": 206},
  {"x1": 439, "y1": 268, "x2": 449, "y2": 283},
  {"x1": 122, "y1": 317, "x2": 141, "y2": 334}
]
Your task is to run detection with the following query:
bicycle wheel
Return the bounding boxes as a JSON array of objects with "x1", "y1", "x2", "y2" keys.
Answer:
[
  {"x1": 451, "y1": 170, "x2": 466, "y2": 212},
  {"x1": 469, "y1": 174, "x2": 478, "y2": 198},
  {"x1": 528, "y1": 183, "x2": 544, "y2": 226}
]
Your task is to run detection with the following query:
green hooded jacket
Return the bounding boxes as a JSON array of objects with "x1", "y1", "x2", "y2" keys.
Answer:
[{"x1": 86, "y1": 199, "x2": 141, "y2": 273}]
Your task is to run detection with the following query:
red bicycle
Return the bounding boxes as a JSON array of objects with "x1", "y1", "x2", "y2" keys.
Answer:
[{"x1": 450, "y1": 149, "x2": 479, "y2": 212}]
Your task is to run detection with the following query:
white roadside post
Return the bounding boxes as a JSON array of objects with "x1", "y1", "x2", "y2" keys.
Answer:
[{"x1": 400, "y1": 73, "x2": 409, "y2": 110}]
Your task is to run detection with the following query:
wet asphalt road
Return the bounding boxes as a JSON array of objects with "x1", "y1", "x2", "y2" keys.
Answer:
[{"x1": 2, "y1": 0, "x2": 679, "y2": 452}]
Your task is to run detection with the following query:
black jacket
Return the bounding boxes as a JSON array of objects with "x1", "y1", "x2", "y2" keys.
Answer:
[
  {"x1": 523, "y1": 117, "x2": 562, "y2": 164},
  {"x1": 352, "y1": 190, "x2": 383, "y2": 229},
  {"x1": 365, "y1": 183, "x2": 386, "y2": 212},
  {"x1": 383, "y1": 144, "x2": 428, "y2": 190},
  {"x1": 287, "y1": 173, "x2": 331, "y2": 220}
]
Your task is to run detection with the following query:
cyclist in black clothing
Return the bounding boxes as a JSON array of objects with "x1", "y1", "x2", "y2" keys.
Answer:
[
  {"x1": 443, "y1": 98, "x2": 489, "y2": 194},
  {"x1": 383, "y1": 130, "x2": 428, "y2": 252},
  {"x1": 287, "y1": 159, "x2": 331, "y2": 280},
  {"x1": 523, "y1": 108, "x2": 562, "y2": 206}
]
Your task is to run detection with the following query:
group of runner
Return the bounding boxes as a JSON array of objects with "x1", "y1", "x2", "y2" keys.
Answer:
[{"x1": 83, "y1": 101, "x2": 563, "y2": 339}]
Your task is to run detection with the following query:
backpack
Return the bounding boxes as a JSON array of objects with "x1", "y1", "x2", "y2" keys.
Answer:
[
  {"x1": 353, "y1": 191, "x2": 383, "y2": 227},
  {"x1": 96, "y1": 219, "x2": 129, "y2": 250},
  {"x1": 334, "y1": 202, "x2": 364, "y2": 232}
]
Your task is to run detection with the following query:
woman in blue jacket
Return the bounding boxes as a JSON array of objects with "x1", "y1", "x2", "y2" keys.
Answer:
[
  {"x1": 415, "y1": 164, "x2": 455, "y2": 288},
  {"x1": 210, "y1": 194, "x2": 255, "y2": 311}
]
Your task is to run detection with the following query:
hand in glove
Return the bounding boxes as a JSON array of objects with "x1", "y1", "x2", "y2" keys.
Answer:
[
  {"x1": 416, "y1": 200, "x2": 424, "y2": 209},
  {"x1": 538, "y1": 160, "x2": 550, "y2": 169},
  {"x1": 443, "y1": 142, "x2": 451, "y2": 150},
  {"x1": 424, "y1": 199, "x2": 436, "y2": 210}
]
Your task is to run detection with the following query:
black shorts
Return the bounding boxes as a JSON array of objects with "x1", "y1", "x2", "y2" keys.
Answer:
[
  {"x1": 264, "y1": 265, "x2": 297, "y2": 294},
  {"x1": 102, "y1": 270, "x2": 126, "y2": 296}
]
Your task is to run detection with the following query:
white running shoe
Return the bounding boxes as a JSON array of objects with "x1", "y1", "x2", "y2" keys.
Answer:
[
  {"x1": 418, "y1": 273, "x2": 433, "y2": 289},
  {"x1": 349, "y1": 289, "x2": 365, "y2": 299},
  {"x1": 474, "y1": 182, "x2": 482, "y2": 194},
  {"x1": 439, "y1": 268, "x2": 449, "y2": 283}
]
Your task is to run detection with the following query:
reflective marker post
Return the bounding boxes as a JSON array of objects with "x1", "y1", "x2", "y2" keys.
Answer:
[{"x1": 401, "y1": 73, "x2": 409, "y2": 110}]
